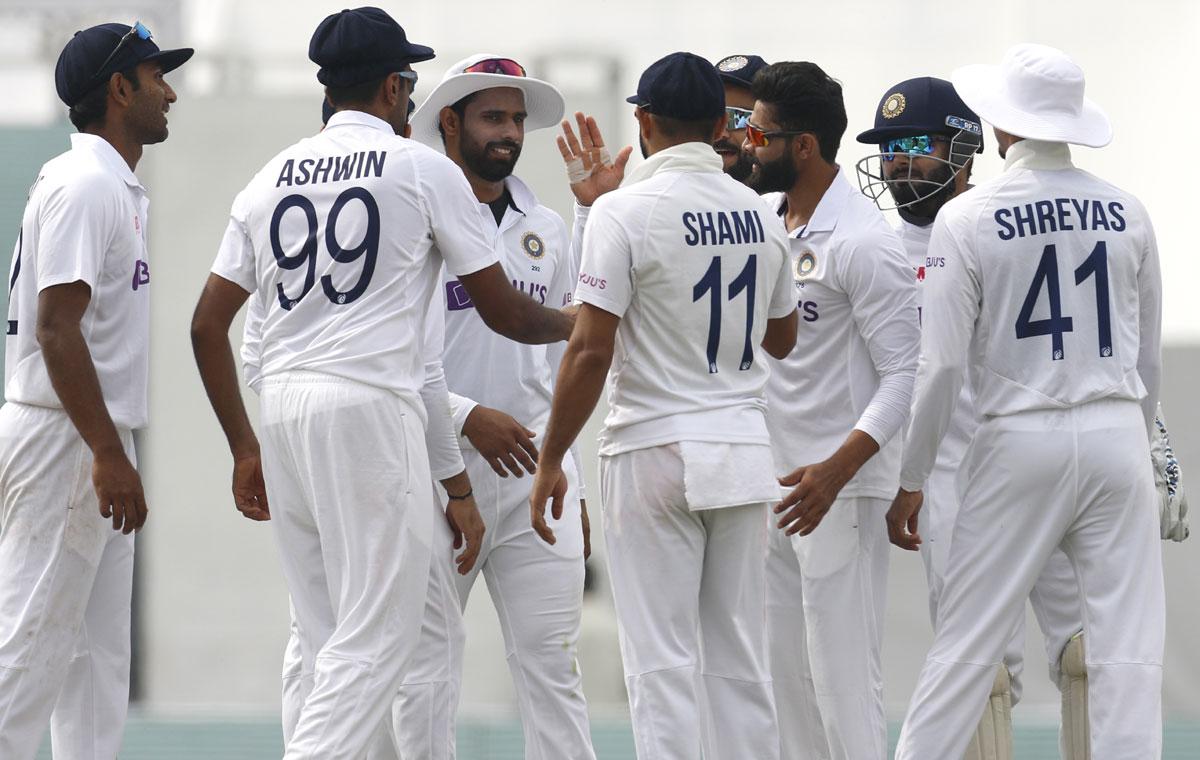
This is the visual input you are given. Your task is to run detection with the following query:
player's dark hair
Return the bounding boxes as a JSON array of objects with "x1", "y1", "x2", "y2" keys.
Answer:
[
  {"x1": 325, "y1": 75, "x2": 390, "y2": 110},
  {"x1": 648, "y1": 113, "x2": 720, "y2": 143},
  {"x1": 68, "y1": 67, "x2": 141, "y2": 132},
  {"x1": 751, "y1": 62, "x2": 846, "y2": 163},
  {"x1": 437, "y1": 92, "x2": 481, "y2": 142}
]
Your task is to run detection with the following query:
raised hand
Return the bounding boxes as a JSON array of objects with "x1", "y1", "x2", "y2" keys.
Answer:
[{"x1": 558, "y1": 111, "x2": 633, "y2": 207}]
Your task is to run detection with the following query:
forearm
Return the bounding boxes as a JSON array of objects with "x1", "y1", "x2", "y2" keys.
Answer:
[
  {"x1": 38, "y1": 325, "x2": 125, "y2": 456},
  {"x1": 827, "y1": 428, "x2": 882, "y2": 485},
  {"x1": 439, "y1": 469, "x2": 472, "y2": 498},
  {"x1": 540, "y1": 345, "x2": 610, "y2": 468},
  {"x1": 487, "y1": 297, "x2": 575, "y2": 345},
  {"x1": 191, "y1": 325, "x2": 258, "y2": 457}
]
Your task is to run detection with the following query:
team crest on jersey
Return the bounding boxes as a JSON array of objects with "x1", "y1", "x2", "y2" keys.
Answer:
[
  {"x1": 794, "y1": 250, "x2": 817, "y2": 280},
  {"x1": 717, "y1": 55, "x2": 749, "y2": 72},
  {"x1": 521, "y1": 231, "x2": 545, "y2": 260},
  {"x1": 882, "y1": 92, "x2": 906, "y2": 119}
]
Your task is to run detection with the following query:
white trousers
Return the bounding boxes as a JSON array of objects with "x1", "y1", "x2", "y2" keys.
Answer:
[
  {"x1": 601, "y1": 443, "x2": 778, "y2": 760},
  {"x1": 767, "y1": 495, "x2": 890, "y2": 760},
  {"x1": 896, "y1": 399, "x2": 1165, "y2": 760},
  {"x1": 924, "y1": 458, "x2": 1084, "y2": 698},
  {"x1": 0, "y1": 403, "x2": 135, "y2": 760},
  {"x1": 260, "y1": 372, "x2": 435, "y2": 760}
]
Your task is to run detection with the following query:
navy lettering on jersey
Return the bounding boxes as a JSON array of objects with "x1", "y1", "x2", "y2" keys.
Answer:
[
  {"x1": 276, "y1": 151, "x2": 388, "y2": 187},
  {"x1": 579, "y1": 273, "x2": 606, "y2": 290},
  {"x1": 512, "y1": 279, "x2": 548, "y2": 304},
  {"x1": 799, "y1": 300, "x2": 819, "y2": 322},
  {"x1": 995, "y1": 198, "x2": 1129, "y2": 239},
  {"x1": 682, "y1": 210, "x2": 764, "y2": 246}
]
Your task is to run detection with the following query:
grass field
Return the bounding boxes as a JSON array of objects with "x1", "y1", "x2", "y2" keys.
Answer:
[{"x1": 35, "y1": 715, "x2": 1200, "y2": 758}]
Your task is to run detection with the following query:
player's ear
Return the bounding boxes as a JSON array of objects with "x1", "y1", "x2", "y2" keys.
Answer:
[
  {"x1": 635, "y1": 107, "x2": 652, "y2": 141},
  {"x1": 108, "y1": 71, "x2": 135, "y2": 108},
  {"x1": 384, "y1": 73, "x2": 402, "y2": 107},
  {"x1": 793, "y1": 132, "x2": 816, "y2": 163},
  {"x1": 439, "y1": 106, "x2": 459, "y2": 139}
]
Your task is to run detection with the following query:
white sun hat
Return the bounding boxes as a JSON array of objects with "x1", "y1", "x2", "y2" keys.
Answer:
[
  {"x1": 951, "y1": 43, "x2": 1112, "y2": 148},
  {"x1": 409, "y1": 53, "x2": 565, "y2": 148}
]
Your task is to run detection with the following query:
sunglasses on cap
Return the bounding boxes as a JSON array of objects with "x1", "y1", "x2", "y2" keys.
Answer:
[
  {"x1": 92, "y1": 20, "x2": 152, "y2": 83},
  {"x1": 880, "y1": 134, "x2": 948, "y2": 161},
  {"x1": 744, "y1": 121, "x2": 807, "y2": 148},
  {"x1": 461, "y1": 58, "x2": 527, "y2": 77},
  {"x1": 725, "y1": 107, "x2": 752, "y2": 132}
]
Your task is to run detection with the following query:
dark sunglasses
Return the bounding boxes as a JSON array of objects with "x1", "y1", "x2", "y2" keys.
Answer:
[
  {"x1": 462, "y1": 58, "x2": 527, "y2": 77},
  {"x1": 745, "y1": 121, "x2": 806, "y2": 148},
  {"x1": 398, "y1": 70, "x2": 418, "y2": 92},
  {"x1": 92, "y1": 21, "x2": 152, "y2": 83},
  {"x1": 880, "y1": 134, "x2": 947, "y2": 161},
  {"x1": 725, "y1": 107, "x2": 752, "y2": 132}
]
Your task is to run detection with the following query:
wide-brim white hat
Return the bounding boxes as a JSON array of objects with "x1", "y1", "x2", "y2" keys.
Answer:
[
  {"x1": 951, "y1": 43, "x2": 1112, "y2": 148},
  {"x1": 410, "y1": 53, "x2": 565, "y2": 147}
]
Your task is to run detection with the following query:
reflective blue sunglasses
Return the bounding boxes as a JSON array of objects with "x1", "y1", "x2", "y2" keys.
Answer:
[
  {"x1": 725, "y1": 107, "x2": 752, "y2": 131},
  {"x1": 880, "y1": 134, "x2": 947, "y2": 161}
]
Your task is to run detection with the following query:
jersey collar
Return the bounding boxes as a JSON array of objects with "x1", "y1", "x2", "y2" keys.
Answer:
[
  {"x1": 1003, "y1": 139, "x2": 1074, "y2": 172},
  {"x1": 775, "y1": 165, "x2": 853, "y2": 238},
  {"x1": 70, "y1": 133, "x2": 143, "y2": 190},
  {"x1": 324, "y1": 109, "x2": 395, "y2": 135}
]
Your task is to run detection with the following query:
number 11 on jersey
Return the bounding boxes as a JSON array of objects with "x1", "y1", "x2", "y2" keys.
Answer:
[{"x1": 693, "y1": 254, "x2": 757, "y2": 374}]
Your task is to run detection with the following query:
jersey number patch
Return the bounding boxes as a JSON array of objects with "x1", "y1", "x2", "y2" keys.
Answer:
[
  {"x1": 270, "y1": 188, "x2": 380, "y2": 310},
  {"x1": 1015, "y1": 241, "x2": 1112, "y2": 360},
  {"x1": 693, "y1": 255, "x2": 757, "y2": 374}
]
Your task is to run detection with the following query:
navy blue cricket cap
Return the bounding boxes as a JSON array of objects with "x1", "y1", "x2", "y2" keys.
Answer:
[
  {"x1": 714, "y1": 54, "x2": 769, "y2": 89},
  {"x1": 856, "y1": 76, "x2": 984, "y2": 153},
  {"x1": 309, "y1": 7, "x2": 434, "y2": 88},
  {"x1": 55, "y1": 22, "x2": 193, "y2": 107},
  {"x1": 626, "y1": 52, "x2": 725, "y2": 120}
]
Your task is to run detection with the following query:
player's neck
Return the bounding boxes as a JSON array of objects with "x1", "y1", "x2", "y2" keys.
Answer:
[
  {"x1": 782, "y1": 162, "x2": 837, "y2": 232},
  {"x1": 85, "y1": 124, "x2": 143, "y2": 172},
  {"x1": 466, "y1": 173, "x2": 506, "y2": 204}
]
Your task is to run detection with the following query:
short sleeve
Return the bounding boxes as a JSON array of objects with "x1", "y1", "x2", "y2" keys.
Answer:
[
  {"x1": 211, "y1": 190, "x2": 257, "y2": 293},
  {"x1": 35, "y1": 173, "x2": 115, "y2": 292},
  {"x1": 418, "y1": 152, "x2": 499, "y2": 277},
  {"x1": 574, "y1": 200, "x2": 633, "y2": 317},
  {"x1": 767, "y1": 234, "x2": 796, "y2": 319}
]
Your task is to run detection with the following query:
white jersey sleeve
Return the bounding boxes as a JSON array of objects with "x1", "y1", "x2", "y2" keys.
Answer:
[
  {"x1": 574, "y1": 201, "x2": 633, "y2": 317},
  {"x1": 1134, "y1": 200, "x2": 1162, "y2": 434},
  {"x1": 419, "y1": 155, "x2": 501, "y2": 278},
  {"x1": 211, "y1": 190, "x2": 257, "y2": 293},
  {"x1": 838, "y1": 236, "x2": 920, "y2": 448},
  {"x1": 568, "y1": 201, "x2": 590, "y2": 278},
  {"x1": 546, "y1": 211, "x2": 586, "y2": 498},
  {"x1": 35, "y1": 172, "x2": 114, "y2": 291},
  {"x1": 899, "y1": 211, "x2": 980, "y2": 491},
  {"x1": 420, "y1": 289, "x2": 466, "y2": 481},
  {"x1": 767, "y1": 237, "x2": 796, "y2": 319}
]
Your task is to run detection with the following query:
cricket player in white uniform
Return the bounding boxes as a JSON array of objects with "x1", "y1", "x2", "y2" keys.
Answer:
[
  {"x1": 890, "y1": 44, "x2": 1165, "y2": 760},
  {"x1": 0, "y1": 23, "x2": 190, "y2": 760},
  {"x1": 189, "y1": 9, "x2": 572, "y2": 759},
  {"x1": 713, "y1": 54, "x2": 769, "y2": 183},
  {"x1": 406, "y1": 55, "x2": 631, "y2": 759},
  {"x1": 743, "y1": 62, "x2": 920, "y2": 759},
  {"x1": 530, "y1": 52, "x2": 798, "y2": 760},
  {"x1": 855, "y1": 77, "x2": 1085, "y2": 759}
]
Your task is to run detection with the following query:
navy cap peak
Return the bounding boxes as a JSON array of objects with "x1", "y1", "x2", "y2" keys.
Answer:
[
  {"x1": 627, "y1": 52, "x2": 725, "y2": 121},
  {"x1": 54, "y1": 22, "x2": 193, "y2": 107}
]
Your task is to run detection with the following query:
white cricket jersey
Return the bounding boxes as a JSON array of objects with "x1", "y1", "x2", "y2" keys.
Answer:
[
  {"x1": 575, "y1": 142, "x2": 795, "y2": 457},
  {"x1": 900, "y1": 140, "x2": 1162, "y2": 490},
  {"x1": 4, "y1": 134, "x2": 152, "y2": 430},
  {"x1": 762, "y1": 169, "x2": 920, "y2": 501},
  {"x1": 439, "y1": 176, "x2": 575, "y2": 437},
  {"x1": 897, "y1": 219, "x2": 975, "y2": 474},
  {"x1": 211, "y1": 110, "x2": 498, "y2": 407}
]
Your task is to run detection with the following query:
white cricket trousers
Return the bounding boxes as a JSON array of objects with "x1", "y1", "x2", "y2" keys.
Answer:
[
  {"x1": 923, "y1": 458, "x2": 1084, "y2": 699},
  {"x1": 600, "y1": 443, "x2": 779, "y2": 760},
  {"x1": 766, "y1": 495, "x2": 890, "y2": 760},
  {"x1": 0, "y1": 403, "x2": 135, "y2": 760},
  {"x1": 896, "y1": 399, "x2": 1165, "y2": 760},
  {"x1": 260, "y1": 371, "x2": 435, "y2": 760}
]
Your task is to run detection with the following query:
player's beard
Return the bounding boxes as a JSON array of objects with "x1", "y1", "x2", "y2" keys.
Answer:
[
  {"x1": 461, "y1": 135, "x2": 521, "y2": 183},
  {"x1": 715, "y1": 140, "x2": 755, "y2": 183},
  {"x1": 747, "y1": 152, "x2": 798, "y2": 194},
  {"x1": 886, "y1": 162, "x2": 956, "y2": 218},
  {"x1": 639, "y1": 134, "x2": 649, "y2": 159}
]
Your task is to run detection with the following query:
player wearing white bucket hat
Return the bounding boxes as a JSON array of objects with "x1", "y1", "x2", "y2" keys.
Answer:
[{"x1": 890, "y1": 43, "x2": 1165, "y2": 760}]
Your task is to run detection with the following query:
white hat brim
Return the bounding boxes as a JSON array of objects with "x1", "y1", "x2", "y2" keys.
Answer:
[
  {"x1": 951, "y1": 63, "x2": 1113, "y2": 148},
  {"x1": 409, "y1": 73, "x2": 565, "y2": 148}
]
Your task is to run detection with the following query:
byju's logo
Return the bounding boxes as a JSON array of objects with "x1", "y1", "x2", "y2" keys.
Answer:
[{"x1": 132, "y1": 260, "x2": 150, "y2": 291}]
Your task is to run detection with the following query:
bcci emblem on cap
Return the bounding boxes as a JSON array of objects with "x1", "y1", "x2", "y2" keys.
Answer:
[
  {"x1": 521, "y1": 231, "x2": 545, "y2": 260},
  {"x1": 794, "y1": 250, "x2": 817, "y2": 280},
  {"x1": 882, "y1": 92, "x2": 907, "y2": 119}
]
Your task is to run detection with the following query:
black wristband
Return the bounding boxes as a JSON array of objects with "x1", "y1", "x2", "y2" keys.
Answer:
[{"x1": 446, "y1": 488, "x2": 473, "y2": 501}]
